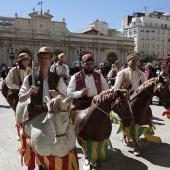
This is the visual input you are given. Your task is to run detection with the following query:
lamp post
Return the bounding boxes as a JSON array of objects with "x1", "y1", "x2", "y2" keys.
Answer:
[
  {"x1": 77, "y1": 49, "x2": 85, "y2": 70},
  {"x1": 7, "y1": 47, "x2": 17, "y2": 66}
]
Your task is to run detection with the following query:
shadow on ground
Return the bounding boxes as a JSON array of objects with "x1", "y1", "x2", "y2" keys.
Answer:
[
  {"x1": 76, "y1": 142, "x2": 170, "y2": 169},
  {"x1": 152, "y1": 121, "x2": 165, "y2": 126},
  {"x1": 140, "y1": 142, "x2": 170, "y2": 168},
  {"x1": 152, "y1": 116, "x2": 164, "y2": 121},
  {"x1": 0, "y1": 105, "x2": 11, "y2": 109},
  {"x1": 77, "y1": 147, "x2": 148, "y2": 170},
  {"x1": 152, "y1": 116, "x2": 165, "y2": 125},
  {"x1": 97, "y1": 148, "x2": 148, "y2": 170}
]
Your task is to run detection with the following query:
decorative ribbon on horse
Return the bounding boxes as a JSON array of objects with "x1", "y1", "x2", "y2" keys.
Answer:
[
  {"x1": 110, "y1": 111, "x2": 121, "y2": 124},
  {"x1": 77, "y1": 137, "x2": 112, "y2": 167},
  {"x1": 118, "y1": 123, "x2": 131, "y2": 142},
  {"x1": 130, "y1": 123, "x2": 161, "y2": 148},
  {"x1": 117, "y1": 122, "x2": 161, "y2": 148}
]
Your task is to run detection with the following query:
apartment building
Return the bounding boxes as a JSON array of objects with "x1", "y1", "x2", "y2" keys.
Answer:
[{"x1": 122, "y1": 11, "x2": 170, "y2": 58}]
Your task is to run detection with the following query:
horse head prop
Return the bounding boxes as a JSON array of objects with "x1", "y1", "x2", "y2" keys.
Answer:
[
  {"x1": 72, "y1": 89, "x2": 133, "y2": 142},
  {"x1": 131, "y1": 76, "x2": 170, "y2": 115},
  {"x1": 126, "y1": 76, "x2": 170, "y2": 155},
  {"x1": 153, "y1": 76, "x2": 170, "y2": 108},
  {"x1": 111, "y1": 89, "x2": 134, "y2": 127},
  {"x1": 42, "y1": 95, "x2": 71, "y2": 142},
  {"x1": 16, "y1": 95, "x2": 76, "y2": 158}
]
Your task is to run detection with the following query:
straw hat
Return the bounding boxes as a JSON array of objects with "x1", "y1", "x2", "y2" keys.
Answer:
[
  {"x1": 58, "y1": 53, "x2": 67, "y2": 62},
  {"x1": 17, "y1": 53, "x2": 31, "y2": 62},
  {"x1": 34, "y1": 47, "x2": 56, "y2": 61},
  {"x1": 114, "y1": 60, "x2": 120, "y2": 65}
]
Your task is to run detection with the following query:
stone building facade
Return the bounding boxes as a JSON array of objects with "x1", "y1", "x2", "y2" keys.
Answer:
[{"x1": 0, "y1": 10, "x2": 134, "y2": 67}]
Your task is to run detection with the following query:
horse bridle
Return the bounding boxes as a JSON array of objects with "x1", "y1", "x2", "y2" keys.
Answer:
[
  {"x1": 92, "y1": 97, "x2": 133, "y2": 121},
  {"x1": 153, "y1": 83, "x2": 162, "y2": 93},
  {"x1": 153, "y1": 83, "x2": 169, "y2": 105},
  {"x1": 56, "y1": 133, "x2": 67, "y2": 138},
  {"x1": 49, "y1": 109, "x2": 70, "y2": 138},
  {"x1": 91, "y1": 100, "x2": 110, "y2": 116},
  {"x1": 111, "y1": 98, "x2": 133, "y2": 121}
]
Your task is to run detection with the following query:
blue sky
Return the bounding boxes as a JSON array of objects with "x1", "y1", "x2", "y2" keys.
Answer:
[{"x1": 1, "y1": 0, "x2": 170, "y2": 32}]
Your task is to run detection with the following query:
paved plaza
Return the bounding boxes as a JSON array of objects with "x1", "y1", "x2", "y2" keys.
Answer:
[{"x1": 0, "y1": 80, "x2": 170, "y2": 170}]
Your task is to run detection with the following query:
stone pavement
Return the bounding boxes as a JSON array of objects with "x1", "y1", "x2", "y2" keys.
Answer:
[{"x1": 0, "y1": 79, "x2": 170, "y2": 170}]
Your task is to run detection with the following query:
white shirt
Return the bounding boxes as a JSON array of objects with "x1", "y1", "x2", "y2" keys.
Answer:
[
  {"x1": 6, "y1": 67, "x2": 31, "y2": 90},
  {"x1": 67, "y1": 73, "x2": 109, "y2": 99},
  {"x1": 19, "y1": 76, "x2": 67, "y2": 102},
  {"x1": 113, "y1": 67, "x2": 147, "y2": 92},
  {"x1": 107, "y1": 68, "x2": 118, "y2": 78},
  {"x1": 50, "y1": 62, "x2": 69, "y2": 76}
]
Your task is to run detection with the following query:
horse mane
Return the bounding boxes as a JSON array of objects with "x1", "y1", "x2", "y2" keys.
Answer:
[
  {"x1": 131, "y1": 77, "x2": 158, "y2": 98},
  {"x1": 92, "y1": 89, "x2": 114, "y2": 105},
  {"x1": 92, "y1": 89, "x2": 128, "y2": 106}
]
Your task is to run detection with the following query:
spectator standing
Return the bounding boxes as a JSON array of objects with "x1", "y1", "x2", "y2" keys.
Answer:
[
  {"x1": 69, "y1": 61, "x2": 80, "y2": 76},
  {"x1": 107, "y1": 60, "x2": 121, "y2": 88},
  {"x1": 145, "y1": 62, "x2": 157, "y2": 80},
  {"x1": 99, "y1": 61, "x2": 111, "y2": 78},
  {"x1": 50, "y1": 53, "x2": 70, "y2": 86},
  {"x1": 1, "y1": 66, "x2": 9, "y2": 80},
  {"x1": 5, "y1": 53, "x2": 31, "y2": 112},
  {"x1": 145, "y1": 62, "x2": 157, "y2": 104}
]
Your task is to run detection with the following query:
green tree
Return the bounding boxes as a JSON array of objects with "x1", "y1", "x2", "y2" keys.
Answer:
[{"x1": 137, "y1": 52, "x2": 157, "y2": 65}]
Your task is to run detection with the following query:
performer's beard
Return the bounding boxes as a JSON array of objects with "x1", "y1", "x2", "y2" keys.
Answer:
[{"x1": 84, "y1": 68, "x2": 93, "y2": 74}]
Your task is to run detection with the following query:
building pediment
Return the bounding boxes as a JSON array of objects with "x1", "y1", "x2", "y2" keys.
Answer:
[
  {"x1": 81, "y1": 28, "x2": 104, "y2": 35},
  {"x1": 29, "y1": 11, "x2": 53, "y2": 20}
]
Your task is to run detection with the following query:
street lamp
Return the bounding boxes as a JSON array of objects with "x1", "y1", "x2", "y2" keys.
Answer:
[
  {"x1": 77, "y1": 49, "x2": 85, "y2": 70},
  {"x1": 7, "y1": 47, "x2": 17, "y2": 66}
]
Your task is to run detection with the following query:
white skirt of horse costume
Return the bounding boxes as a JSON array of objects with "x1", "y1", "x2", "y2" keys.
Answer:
[
  {"x1": 17, "y1": 124, "x2": 79, "y2": 170},
  {"x1": 16, "y1": 96, "x2": 79, "y2": 170}
]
